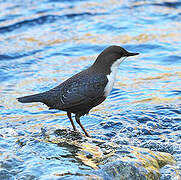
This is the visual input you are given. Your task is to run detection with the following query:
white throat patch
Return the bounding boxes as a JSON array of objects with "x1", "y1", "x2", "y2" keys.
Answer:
[{"x1": 104, "y1": 57, "x2": 126, "y2": 97}]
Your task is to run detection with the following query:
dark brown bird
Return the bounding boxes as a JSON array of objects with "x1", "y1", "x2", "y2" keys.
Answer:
[{"x1": 17, "y1": 45, "x2": 139, "y2": 137}]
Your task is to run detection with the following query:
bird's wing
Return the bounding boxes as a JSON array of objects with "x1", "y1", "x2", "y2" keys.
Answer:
[{"x1": 58, "y1": 71, "x2": 108, "y2": 109}]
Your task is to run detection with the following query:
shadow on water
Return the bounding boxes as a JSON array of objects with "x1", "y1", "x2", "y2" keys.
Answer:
[{"x1": 0, "y1": 13, "x2": 107, "y2": 34}]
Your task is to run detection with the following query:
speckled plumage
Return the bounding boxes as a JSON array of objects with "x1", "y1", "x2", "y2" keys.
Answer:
[
  {"x1": 17, "y1": 45, "x2": 139, "y2": 137},
  {"x1": 44, "y1": 69, "x2": 107, "y2": 115}
]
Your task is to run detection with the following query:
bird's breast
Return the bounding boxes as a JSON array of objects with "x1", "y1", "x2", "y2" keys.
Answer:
[
  {"x1": 104, "y1": 67, "x2": 118, "y2": 97},
  {"x1": 104, "y1": 57, "x2": 125, "y2": 97}
]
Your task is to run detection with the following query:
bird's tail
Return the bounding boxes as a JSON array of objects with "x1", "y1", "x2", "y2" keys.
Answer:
[{"x1": 17, "y1": 93, "x2": 45, "y2": 103}]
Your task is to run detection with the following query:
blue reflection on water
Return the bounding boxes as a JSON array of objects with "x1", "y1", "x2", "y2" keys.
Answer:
[{"x1": 0, "y1": 0, "x2": 181, "y2": 179}]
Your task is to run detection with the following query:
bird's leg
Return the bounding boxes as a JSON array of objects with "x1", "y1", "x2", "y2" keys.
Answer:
[
  {"x1": 67, "y1": 112, "x2": 77, "y2": 131},
  {"x1": 75, "y1": 114, "x2": 90, "y2": 137}
]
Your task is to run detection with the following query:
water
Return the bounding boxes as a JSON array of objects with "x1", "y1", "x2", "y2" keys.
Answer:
[{"x1": 0, "y1": 0, "x2": 181, "y2": 179}]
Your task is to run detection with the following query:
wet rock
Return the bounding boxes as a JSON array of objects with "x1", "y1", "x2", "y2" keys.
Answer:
[
  {"x1": 99, "y1": 160, "x2": 147, "y2": 180},
  {"x1": 40, "y1": 127, "x2": 177, "y2": 179}
]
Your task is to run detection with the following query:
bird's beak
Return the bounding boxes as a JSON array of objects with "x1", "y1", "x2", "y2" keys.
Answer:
[{"x1": 126, "y1": 52, "x2": 139, "y2": 57}]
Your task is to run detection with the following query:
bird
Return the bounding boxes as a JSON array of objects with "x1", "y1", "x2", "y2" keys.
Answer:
[{"x1": 17, "y1": 45, "x2": 139, "y2": 137}]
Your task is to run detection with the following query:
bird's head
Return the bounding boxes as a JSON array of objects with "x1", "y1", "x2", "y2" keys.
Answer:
[{"x1": 92, "y1": 45, "x2": 139, "y2": 74}]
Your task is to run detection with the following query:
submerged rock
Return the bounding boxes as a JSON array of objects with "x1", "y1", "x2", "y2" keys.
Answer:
[{"x1": 39, "y1": 127, "x2": 177, "y2": 180}]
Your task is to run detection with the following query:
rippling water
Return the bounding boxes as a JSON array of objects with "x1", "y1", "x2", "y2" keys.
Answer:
[{"x1": 0, "y1": 0, "x2": 181, "y2": 179}]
